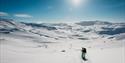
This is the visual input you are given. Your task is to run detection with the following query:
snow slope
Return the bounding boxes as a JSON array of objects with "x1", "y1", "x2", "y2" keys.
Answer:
[{"x1": 0, "y1": 18, "x2": 125, "y2": 63}]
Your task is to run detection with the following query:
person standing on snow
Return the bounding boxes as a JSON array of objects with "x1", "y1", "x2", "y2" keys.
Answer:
[{"x1": 81, "y1": 47, "x2": 87, "y2": 61}]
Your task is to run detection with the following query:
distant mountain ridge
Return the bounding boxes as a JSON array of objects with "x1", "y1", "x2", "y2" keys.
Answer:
[
  {"x1": 76, "y1": 21, "x2": 112, "y2": 26},
  {"x1": 0, "y1": 18, "x2": 125, "y2": 40}
]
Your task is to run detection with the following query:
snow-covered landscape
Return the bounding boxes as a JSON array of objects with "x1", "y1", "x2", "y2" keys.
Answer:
[{"x1": 0, "y1": 18, "x2": 125, "y2": 63}]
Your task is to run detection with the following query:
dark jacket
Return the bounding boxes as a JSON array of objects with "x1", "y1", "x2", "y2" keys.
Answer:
[{"x1": 82, "y1": 48, "x2": 87, "y2": 53}]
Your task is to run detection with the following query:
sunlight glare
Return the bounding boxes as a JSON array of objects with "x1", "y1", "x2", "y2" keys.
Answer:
[{"x1": 70, "y1": 0, "x2": 88, "y2": 8}]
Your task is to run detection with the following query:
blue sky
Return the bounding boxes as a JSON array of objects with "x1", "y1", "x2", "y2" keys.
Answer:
[{"x1": 0, "y1": 0, "x2": 125, "y2": 23}]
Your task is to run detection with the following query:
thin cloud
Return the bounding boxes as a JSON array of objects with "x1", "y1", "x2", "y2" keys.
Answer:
[
  {"x1": 14, "y1": 14, "x2": 33, "y2": 18},
  {"x1": 0, "y1": 12, "x2": 9, "y2": 16}
]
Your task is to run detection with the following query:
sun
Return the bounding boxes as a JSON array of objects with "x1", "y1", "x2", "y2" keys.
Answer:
[
  {"x1": 72, "y1": 0, "x2": 82, "y2": 6},
  {"x1": 70, "y1": 0, "x2": 88, "y2": 7},
  {"x1": 72, "y1": 0, "x2": 81, "y2": 5}
]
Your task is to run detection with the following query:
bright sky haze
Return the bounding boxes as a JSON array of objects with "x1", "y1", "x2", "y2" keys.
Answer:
[{"x1": 0, "y1": 0, "x2": 125, "y2": 23}]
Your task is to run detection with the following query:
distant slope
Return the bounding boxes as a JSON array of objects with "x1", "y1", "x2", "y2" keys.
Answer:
[{"x1": 0, "y1": 18, "x2": 125, "y2": 41}]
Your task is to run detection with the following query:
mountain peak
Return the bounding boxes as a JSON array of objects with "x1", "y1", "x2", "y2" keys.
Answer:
[{"x1": 76, "y1": 21, "x2": 112, "y2": 26}]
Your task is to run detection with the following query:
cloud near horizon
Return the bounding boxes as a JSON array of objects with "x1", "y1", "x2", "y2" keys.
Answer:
[
  {"x1": 0, "y1": 12, "x2": 9, "y2": 16},
  {"x1": 14, "y1": 14, "x2": 33, "y2": 18}
]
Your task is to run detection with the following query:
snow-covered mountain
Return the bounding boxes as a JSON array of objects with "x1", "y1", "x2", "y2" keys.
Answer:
[
  {"x1": 0, "y1": 18, "x2": 125, "y2": 63},
  {"x1": 0, "y1": 18, "x2": 125, "y2": 41},
  {"x1": 76, "y1": 21, "x2": 112, "y2": 26}
]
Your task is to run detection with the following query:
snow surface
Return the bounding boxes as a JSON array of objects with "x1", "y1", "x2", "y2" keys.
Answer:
[{"x1": 0, "y1": 19, "x2": 125, "y2": 63}]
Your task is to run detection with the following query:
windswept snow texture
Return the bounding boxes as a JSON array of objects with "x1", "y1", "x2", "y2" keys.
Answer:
[{"x1": 0, "y1": 18, "x2": 125, "y2": 63}]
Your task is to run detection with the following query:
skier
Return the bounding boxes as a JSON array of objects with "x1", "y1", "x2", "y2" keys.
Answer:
[{"x1": 81, "y1": 47, "x2": 87, "y2": 61}]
